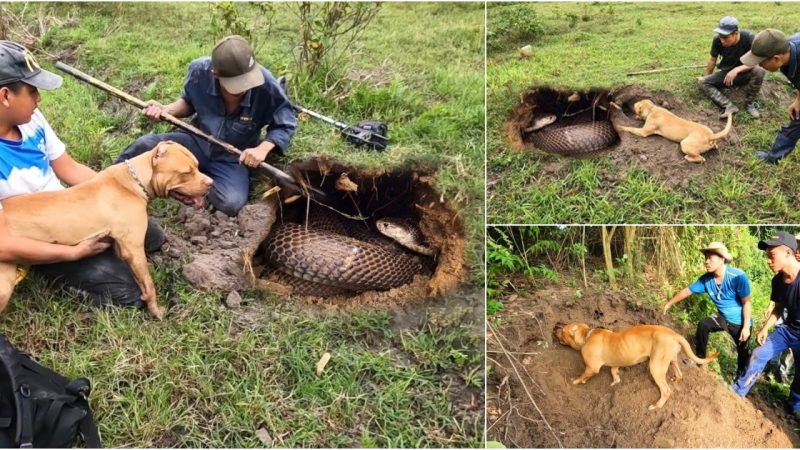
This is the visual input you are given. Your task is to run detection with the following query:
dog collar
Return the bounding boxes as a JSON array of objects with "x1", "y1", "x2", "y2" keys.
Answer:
[{"x1": 124, "y1": 159, "x2": 149, "y2": 201}]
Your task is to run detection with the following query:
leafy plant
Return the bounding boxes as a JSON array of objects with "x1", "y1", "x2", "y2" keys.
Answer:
[
  {"x1": 486, "y1": 4, "x2": 543, "y2": 51},
  {"x1": 208, "y1": 2, "x2": 275, "y2": 53}
]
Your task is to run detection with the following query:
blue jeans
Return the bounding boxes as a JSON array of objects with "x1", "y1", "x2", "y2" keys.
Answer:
[
  {"x1": 761, "y1": 117, "x2": 800, "y2": 162},
  {"x1": 732, "y1": 325, "x2": 800, "y2": 411},
  {"x1": 116, "y1": 131, "x2": 250, "y2": 216}
]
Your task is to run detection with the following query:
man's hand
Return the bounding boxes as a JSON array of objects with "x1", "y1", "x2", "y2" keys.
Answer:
[
  {"x1": 72, "y1": 232, "x2": 112, "y2": 260},
  {"x1": 757, "y1": 327, "x2": 770, "y2": 346},
  {"x1": 739, "y1": 325, "x2": 751, "y2": 342},
  {"x1": 142, "y1": 100, "x2": 165, "y2": 123},
  {"x1": 239, "y1": 142, "x2": 275, "y2": 168},
  {"x1": 789, "y1": 99, "x2": 800, "y2": 121},
  {"x1": 724, "y1": 68, "x2": 740, "y2": 86}
]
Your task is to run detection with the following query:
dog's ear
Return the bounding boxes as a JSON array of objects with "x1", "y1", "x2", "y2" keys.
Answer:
[{"x1": 152, "y1": 141, "x2": 172, "y2": 165}]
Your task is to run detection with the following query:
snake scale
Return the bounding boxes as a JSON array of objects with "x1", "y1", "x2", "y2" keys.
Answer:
[
  {"x1": 265, "y1": 208, "x2": 433, "y2": 296},
  {"x1": 524, "y1": 113, "x2": 619, "y2": 156}
]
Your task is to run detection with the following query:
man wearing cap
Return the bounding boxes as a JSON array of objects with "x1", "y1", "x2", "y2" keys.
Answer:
[
  {"x1": 698, "y1": 16, "x2": 765, "y2": 119},
  {"x1": 740, "y1": 29, "x2": 800, "y2": 164},
  {"x1": 733, "y1": 232, "x2": 800, "y2": 418},
  {"x1": 663, "y1": 241, "x2": 753, "y2": 380},
  {"x1": 116, "y1": 35, "x2": 297, "y2": 216},
  {"x1": 0, "y1": 40, "x2": 165, "y2": 308}
]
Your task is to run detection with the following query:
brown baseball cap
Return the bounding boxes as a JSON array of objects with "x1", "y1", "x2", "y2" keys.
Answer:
[
  {"x1": 741, "y1": 29, "x2": 790, "y2": 66},
  {"x1": 211, "y1": 35, "x2": 264, "y2": 95}
]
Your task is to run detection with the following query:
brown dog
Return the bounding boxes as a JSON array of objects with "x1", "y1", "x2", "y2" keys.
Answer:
[
  {"x1": 554, "y1": 322, "x2": 718, "y2": 410},
  {"x1": 0, "y1": 141, "x2": 213, "y2": 318},
  {"x1": 618, "y1": 99, "x2": 733, "y2": 163}
]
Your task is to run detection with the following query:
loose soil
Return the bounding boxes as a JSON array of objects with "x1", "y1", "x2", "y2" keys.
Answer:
[
  {"x1": 159, "y1": 158, "x2": 467, "y2": 310},
  {"x1": 502, "y1": 81, "x2": 790, "y2": 190},
  {"x1": 487, "y1": 275, "x2": 800, "y2": 448}
]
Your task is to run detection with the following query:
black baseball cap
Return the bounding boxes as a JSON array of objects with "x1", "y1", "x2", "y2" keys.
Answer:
[
  {"x1": 758, "y1": 231, "x2": 798, "y2": 252},
  {"x1": 0, "y1": 40, "x2": 62, "y2": 90}
]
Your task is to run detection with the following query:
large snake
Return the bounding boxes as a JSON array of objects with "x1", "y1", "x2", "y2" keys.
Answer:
[
  {"x1": 524, "y1": 113, "x2": 619, "y2": 156},
  {"x1": 264, "y1": 208, "x2": 434, "y2": 296}
]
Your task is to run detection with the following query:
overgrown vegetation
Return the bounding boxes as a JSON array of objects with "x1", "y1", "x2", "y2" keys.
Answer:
[
  {"x1": 0, "y1": 3, "x2": 484, "y2": 447},
  {"x1": 488, "y1": 2, "x2": 800, "y2": 224},
  {"x1": 487, "y1": 225, "x2": 799, "y2": 388}
]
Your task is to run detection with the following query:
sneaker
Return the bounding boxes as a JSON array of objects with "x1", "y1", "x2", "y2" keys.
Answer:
[
  {"x1": 720, "y1": 105, "x2": 739, "y2": 119},
  {"x1": 755, "y1": 151, "x2": 779, "y2": 165},
  {"x1": 746, "y1": 103, "x2": 761, "y2": 118}
]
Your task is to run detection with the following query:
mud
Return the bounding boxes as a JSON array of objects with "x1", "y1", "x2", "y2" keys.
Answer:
[
  {"x1": 487, "y1": 275, "x2": 800, "y2": 448},
  {"x1": 164, "y1": 158, "x2": 467, "y2": 309},
  {"x1": 502, "y1": 82, "x2": 789, "y2": 189}
]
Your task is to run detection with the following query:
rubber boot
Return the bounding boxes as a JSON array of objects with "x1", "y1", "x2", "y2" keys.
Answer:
[
  {"x1": 744, "y1": 67, "x2": 765, "y2": 119},
  {"x1": 699, "y1": 80, "x2": 738, "y2": 119}
]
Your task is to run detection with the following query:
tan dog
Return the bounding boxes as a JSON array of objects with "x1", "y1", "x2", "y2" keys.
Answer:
[
  {"x1": 554, "y1": 322, "x2": 718, "y2": 410},
  {"x1": 0, "y1": 141, "x2": 213, "y2": 318},
  {"x1": 618, "y1": 99, "x2": 733, "y2": 163}
]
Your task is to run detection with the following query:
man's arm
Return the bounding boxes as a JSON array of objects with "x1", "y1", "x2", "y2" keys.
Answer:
[
  {"x1": 705, "y1": 55, "x2": 717, "y2": 76},
  {"x1": 142, "y1": 98, "x2": 195, "y2": 122},
  {"x1": 50, "y1": 153, "x2": 97, "y2": 187},
  {"x1": 739, "y1": 296, "x2": 752, "y2": 342},
  {"x1": 0, "y1": 210, "x2": 110, "y2": 264},
  {"x1": 724, "y1": 64, "x2": 754, "y2": 86},
  {"x1": 789, "y1": 90, "x2": 800, "y2": 121},
  {"x1": 664, "y1": 287, "x2": 692, "y2": 314},
  {"x1": 758, "y1": 302, "x2": 784, "y2": 345}
]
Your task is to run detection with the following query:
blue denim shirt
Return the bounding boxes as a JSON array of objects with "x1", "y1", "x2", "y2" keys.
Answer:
[
  {"x1": 782, "y1": 32, "x2": 800, "y2": 91},
  {"x1": 180, "y1": 57, "x2": 297, "y2": 155}
]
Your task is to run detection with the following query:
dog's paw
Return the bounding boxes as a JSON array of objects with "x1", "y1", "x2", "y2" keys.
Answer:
[
  {"x1": 571, "y1": 378, "x2": 582, "y2": 385},
  {"x1": 149, "y1": 305, "x2": 166, "y2": 320},
  {"x1": 648, "y1": 404, "x2": 658, "y2": 411},
  {"x1": 610, "y1": 380, "x2": 620, "y2": 387}
]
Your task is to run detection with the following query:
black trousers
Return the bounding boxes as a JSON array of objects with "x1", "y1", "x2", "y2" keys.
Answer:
[
  {"x1": 695, "y1": 313, "x2": 751, "y2": 379},
  {"x1": 29, "y1": 218, "x2": 165, "y2": 309}
]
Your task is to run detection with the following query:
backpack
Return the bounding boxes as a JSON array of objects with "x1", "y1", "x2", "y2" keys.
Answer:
[{"x1": 0, "y1": 333, "x2": 102, "y2": 448}]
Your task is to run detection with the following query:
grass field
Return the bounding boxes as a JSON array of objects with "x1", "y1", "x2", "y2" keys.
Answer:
[
  {"x1": 487, "y1": 2, "x2": 800, "y2": 224},
  {"x1": 0, "y1": 3, "x2": 484, "y2": 447}
]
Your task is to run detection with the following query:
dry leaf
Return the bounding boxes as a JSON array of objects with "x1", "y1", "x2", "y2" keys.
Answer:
[
  {"x1": 316, "y1": 352, "x2": 332, "y2": 376},
  {"x1": 284, "y1": 195, "x2": 302, "y2": 204},
  {"x1": 255, "y1": 428, "x2": 272, "y2": 446},
  {"x1": 261, "y1": 185, "x2": 281, "y2": 199}
]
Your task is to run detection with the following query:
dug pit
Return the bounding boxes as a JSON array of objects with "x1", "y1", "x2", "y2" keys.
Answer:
[
  {"x1": 503, "y1": 85, "x2": 749, "y2": 188},
  {"x1": 170, "y1": 158, "x2": 467, "y2": 309}
]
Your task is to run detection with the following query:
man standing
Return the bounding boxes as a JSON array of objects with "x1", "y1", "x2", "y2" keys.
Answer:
[
  {"x1": 116, "y1": 35, "x2": 297, "y2": 216},
  {"x1": 698, "y1": 16, "x2": 765, "y2": 119},
  {"x1": 732, "y1": 232, "x2": 800, "y2": 418},
  {"x1": 742, "y1": 29, "x2": 800, "y2": 164},
  {"x1": 663, "y1": 241, "x2": 752, "y2": 380}
]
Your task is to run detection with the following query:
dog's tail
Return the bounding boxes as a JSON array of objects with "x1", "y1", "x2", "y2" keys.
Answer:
[
  {"x1": 710, "y1": 113, "x2": 733, "y2": 141},
  {"x1": 676, "y1": 334, "x2": 719, "y2": 364}
]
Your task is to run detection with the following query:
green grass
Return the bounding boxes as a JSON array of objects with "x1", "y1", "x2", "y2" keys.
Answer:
[
  {"x1": 487, "y1": 2, "x2": 800, "y2": 224},
  {"x1": 1, "y1": 3, "x2": 484, "y2": 447}
]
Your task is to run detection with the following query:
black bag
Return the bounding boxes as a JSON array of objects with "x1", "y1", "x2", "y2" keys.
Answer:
[{"x1": 0, "y1": 333, "x2": 101, "y2": 448}]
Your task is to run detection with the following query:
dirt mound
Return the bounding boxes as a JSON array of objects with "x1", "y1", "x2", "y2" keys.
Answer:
[
  {"x1": 502, "y1": 84, "x2": 758, "y2": 189},
  {"x1": 487, "y1": 277, "x2": 800, "y2": 448}
]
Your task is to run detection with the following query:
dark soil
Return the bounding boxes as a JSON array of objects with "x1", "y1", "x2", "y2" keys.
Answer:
[
  {"x1": 502, "y1": 81, "x2": 789, "y2": 190},
  {"x1": 487, "y1": 275, "x2": 800, "y2": 448}
]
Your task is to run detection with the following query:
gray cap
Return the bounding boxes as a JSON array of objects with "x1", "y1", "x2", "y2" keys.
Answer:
[
  {"x1": 714, "y1": 16, "x2": 739, "y2": 36},
  {"x1": 741, "y1": 29, "x2": 790, "y2": 66},
  {"x1": 211, "y1": 35, "x2": 264, "y2": 95},
  {"x1": 0, "y1": 41, "x2": 62, "y2": 90},
  {"x1": 758, "y1": 231, "x2": 798, "y2": 252}
]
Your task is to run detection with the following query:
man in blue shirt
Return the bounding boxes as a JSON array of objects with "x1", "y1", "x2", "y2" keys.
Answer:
[
  {"x1": 663, "y1": 241, "x2": 753, "y2": 380},
  {"x1": 733, "y1": 232, "x2": 800, "y2": 419},
  {"x1": 740, "y1": 29, "x2": 800, "y2": 164},
  {"x1": 116, "y1": 35, "x2": 297, "y2": 216}
]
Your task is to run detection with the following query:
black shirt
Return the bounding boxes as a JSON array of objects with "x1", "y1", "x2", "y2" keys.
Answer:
[
  {"x1": 771, "y1": 269, "x2": 800, "y2": 337},
  {"x1": 711, "y1": 31, "x2": 754, "y2": 72}
]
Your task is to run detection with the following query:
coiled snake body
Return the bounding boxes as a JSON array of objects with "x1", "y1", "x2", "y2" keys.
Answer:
[
  {"x1": 525, "y1": 114, "x2": 619, "y2": 156},
  {"x1": 265, "y1": 209, "x2": 433, "y2": 296}
]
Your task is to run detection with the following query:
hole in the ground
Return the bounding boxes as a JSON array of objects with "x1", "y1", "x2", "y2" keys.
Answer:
[
  {"x1": 248, "y1": 158, "x2": 467, "y2": 306},
  {"x1": 504, "y1": 87, "x2": 620, "y2": 156}
]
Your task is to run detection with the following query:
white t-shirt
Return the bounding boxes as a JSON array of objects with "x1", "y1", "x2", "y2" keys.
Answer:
[{"x1": 0, "y1": 109, "x2": 65, "y2": 209}]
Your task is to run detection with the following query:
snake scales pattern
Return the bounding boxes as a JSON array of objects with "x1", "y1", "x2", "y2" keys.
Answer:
[
  {"x1": 526, "y1": 115, "x2": 619, "y2": 156},
  {"x1": 265, "y1": 208, "x2": 430, "y2": 296}
]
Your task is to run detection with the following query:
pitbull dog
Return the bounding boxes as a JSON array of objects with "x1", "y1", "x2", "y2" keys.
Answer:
[
  {"x1": 554, "y1": 322, "x2": 718, "y2": 410},
  {"x1": 618, "y1": 99, "x2": 733, "y2": 163},
  {"x1": 0, "y1": 141, "x2": 213, "y2": 318}
]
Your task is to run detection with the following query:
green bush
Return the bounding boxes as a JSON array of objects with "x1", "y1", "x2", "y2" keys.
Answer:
[{"x1": 486, "y1": 4, "x2": 543, "y2": 51}]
